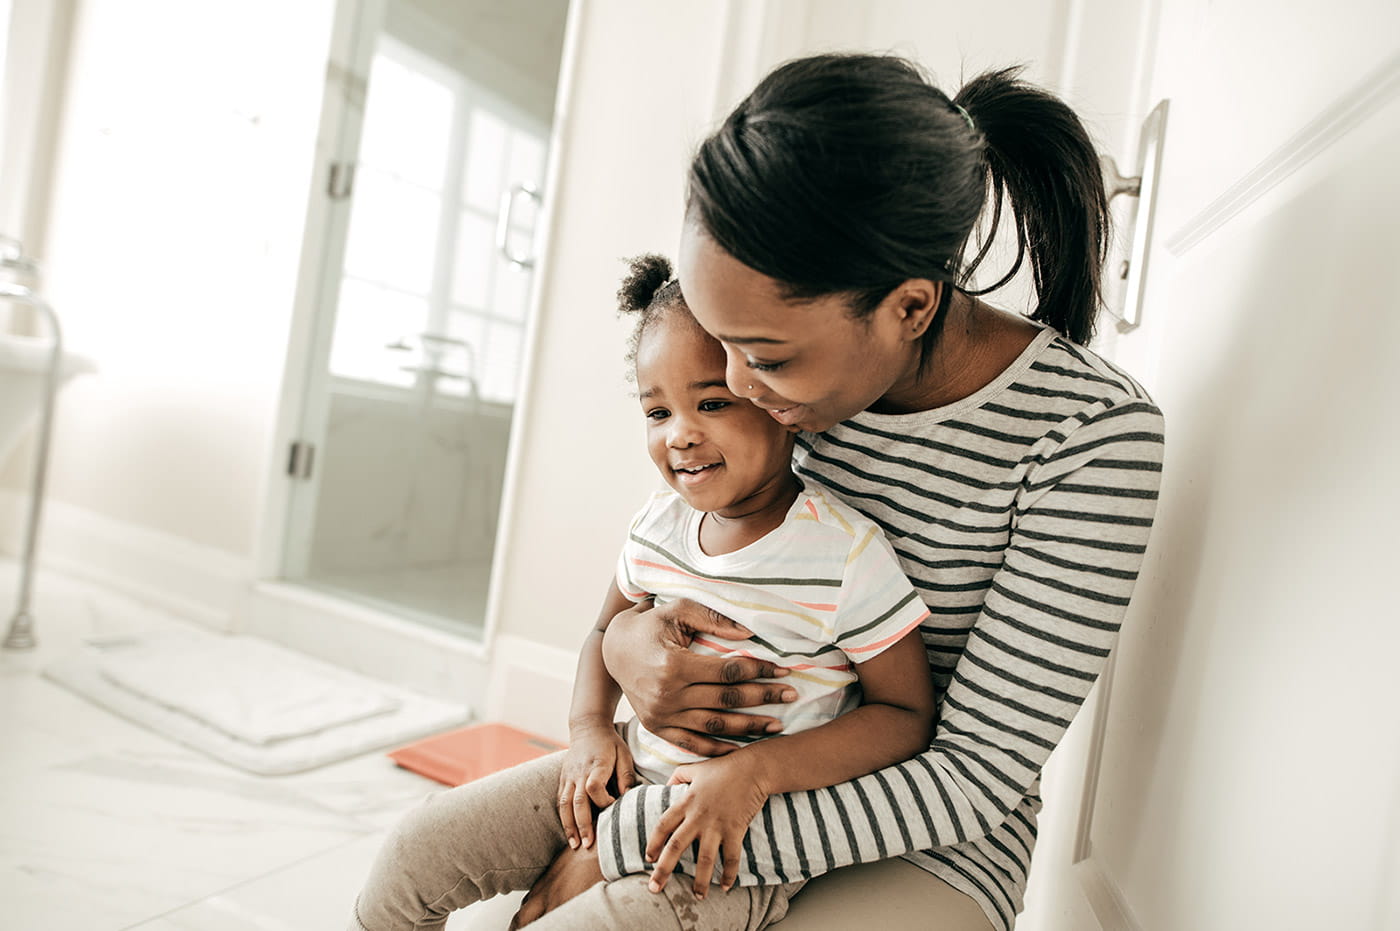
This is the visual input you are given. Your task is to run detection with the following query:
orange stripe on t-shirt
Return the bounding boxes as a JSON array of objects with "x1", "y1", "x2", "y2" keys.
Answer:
[
  {"x1": 630, "y1": 557, "x2": 728, "y2": 585},
  {"x1": 842, "y1": 610, "x2": 930, "y2": 655},
  {"x1": 792, "y1": 601, "x2": 838, "y2": 611}
]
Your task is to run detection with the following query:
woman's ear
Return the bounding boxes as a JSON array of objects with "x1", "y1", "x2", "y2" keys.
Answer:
[{"x1": 892, "y1": 279, "x2": 942, "y2": 340}]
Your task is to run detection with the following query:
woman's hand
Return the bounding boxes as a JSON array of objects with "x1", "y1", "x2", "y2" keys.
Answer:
[
  {"x1": 601, "y1": 598, "x2": 798, "y2": 756},
  {"x1": 509, "y1": 843, "x2": 604, "y2": 929},
  {"x1": 557, "y1": 722, "x2": 636, "y2": 851},
  {"x1": 644, "y1": 753, "x2": 771, "y2": 898}
]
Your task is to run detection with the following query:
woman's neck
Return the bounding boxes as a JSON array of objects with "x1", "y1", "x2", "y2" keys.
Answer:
[{"x1": 874, "y1": 291, "x2": 1040, "y2": 414}]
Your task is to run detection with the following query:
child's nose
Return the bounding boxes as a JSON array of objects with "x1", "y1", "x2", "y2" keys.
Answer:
[{"x1": 667, "y1": 414, "x2": 703, "y2": 447}]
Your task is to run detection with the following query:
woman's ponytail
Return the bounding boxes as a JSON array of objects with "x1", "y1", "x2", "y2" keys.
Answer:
[{"x1": 954, "y1": 68, "x2": 1109, "y2": 345}]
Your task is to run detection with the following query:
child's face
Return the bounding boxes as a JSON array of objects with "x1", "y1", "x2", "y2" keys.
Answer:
[{"x1": 636, "y1": 311, "x2": 797, "y2": 515}]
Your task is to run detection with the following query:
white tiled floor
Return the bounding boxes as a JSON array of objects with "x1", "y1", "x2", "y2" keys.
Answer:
[{"x1": 0, "y1": 560, "x2": 523, "y2": 930}]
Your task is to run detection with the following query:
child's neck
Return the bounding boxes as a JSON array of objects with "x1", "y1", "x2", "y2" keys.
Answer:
[{"x1": 697, "y1": 471, "x2": 802, "y2": 557}]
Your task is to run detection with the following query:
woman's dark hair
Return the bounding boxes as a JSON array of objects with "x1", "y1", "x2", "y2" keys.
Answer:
[
  {"x1": 617, "y1": 253, "x2": 689, "y2": 374},
  {"x1": 687, "y1": 53, "x2": 1109, "y2": 349}
]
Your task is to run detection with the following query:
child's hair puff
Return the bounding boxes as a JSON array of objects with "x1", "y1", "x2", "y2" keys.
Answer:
[{"x1": 617, "y1": 253, "x2": 687, "y2": 375}]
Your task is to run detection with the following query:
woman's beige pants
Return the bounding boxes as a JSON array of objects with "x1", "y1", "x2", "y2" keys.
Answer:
[{"x1": 350, "y1": 751, "x2": 993, "y2": 931}]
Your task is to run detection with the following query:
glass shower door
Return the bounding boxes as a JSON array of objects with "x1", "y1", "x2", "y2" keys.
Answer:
[{"x1": 280, "y1": 0, "x2": 566, "y2": 637}]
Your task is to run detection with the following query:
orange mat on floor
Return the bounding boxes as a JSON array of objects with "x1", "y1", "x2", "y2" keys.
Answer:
[{"x1": 388, "y1": 722, "x2": 564, "y2": 786}]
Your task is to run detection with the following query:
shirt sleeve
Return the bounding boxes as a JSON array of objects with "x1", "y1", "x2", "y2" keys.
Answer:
[
  {"x1": 615, "y1": 496, "x2": 659, "y2": 603},
  {"x1": 596, "y1": 399, "x2": 1164, "y2": 885},
  {"x1": 830, "y1": 525, "x2": 931, "y2": 659}
]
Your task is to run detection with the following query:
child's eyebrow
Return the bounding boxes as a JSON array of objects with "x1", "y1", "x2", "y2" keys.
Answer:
[{"x1": 692, "y1": 379, "x2": 729, "y2": 391}]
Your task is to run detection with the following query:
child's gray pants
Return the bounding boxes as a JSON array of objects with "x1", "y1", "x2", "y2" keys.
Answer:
[{"x1": 348, "y1": 750, "x2": 805, "y2": 930}]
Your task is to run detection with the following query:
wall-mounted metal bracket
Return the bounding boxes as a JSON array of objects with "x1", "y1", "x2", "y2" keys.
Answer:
[
  {"x1": 1101, "y1": 99, "x2": 1169, "y2": 330},
  {"x1": 496, "y1": 183, "x2": 542, "y2": 269}
]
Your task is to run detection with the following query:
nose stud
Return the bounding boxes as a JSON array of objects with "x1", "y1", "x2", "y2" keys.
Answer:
[{"x1": 747, "y1": 385, "x2": 754, "y2": 391}]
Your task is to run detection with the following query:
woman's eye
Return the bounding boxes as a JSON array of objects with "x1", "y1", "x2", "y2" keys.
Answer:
[
  {"x1": 747, "y1": 358, "x2": 787, "y2": 373},
  {"x1": 699, "y1": 399, "x2": 730, "y2": 412}
]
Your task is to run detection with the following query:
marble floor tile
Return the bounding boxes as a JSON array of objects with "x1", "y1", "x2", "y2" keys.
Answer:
[
  {"x1": 0, "y1": 563, "x2": 489, "y2": 931},
  {"x1": 125, "y1": 832, "x2": 525, "y2": 931}
]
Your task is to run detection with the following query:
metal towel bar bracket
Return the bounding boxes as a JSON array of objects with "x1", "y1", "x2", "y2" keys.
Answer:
[{"x1": 1, "y1": 238, "x2": 66, "y2": 651}]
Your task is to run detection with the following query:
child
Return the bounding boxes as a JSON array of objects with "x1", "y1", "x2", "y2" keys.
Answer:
[{"x1": 559, "y1": 254, "x2": 936, "y2": 899}]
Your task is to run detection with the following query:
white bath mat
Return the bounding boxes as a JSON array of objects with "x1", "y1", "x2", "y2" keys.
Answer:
[{"x1": 44, "y1": 628, "x2": 470, "y2": 775}]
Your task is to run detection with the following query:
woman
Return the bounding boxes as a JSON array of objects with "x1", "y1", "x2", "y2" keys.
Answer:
[{"x1": 353, "y1": 54, "x2": 1163, "y2": 931}]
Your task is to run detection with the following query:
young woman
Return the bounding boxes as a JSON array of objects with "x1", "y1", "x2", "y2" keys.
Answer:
[{"x1": 355, "y1": 54, "x2": 1164, "y2": 931}]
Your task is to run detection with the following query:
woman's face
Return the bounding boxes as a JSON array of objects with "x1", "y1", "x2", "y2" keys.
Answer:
[{"x1": 677, "y1": 222, "x2": 928, "y2": 433}]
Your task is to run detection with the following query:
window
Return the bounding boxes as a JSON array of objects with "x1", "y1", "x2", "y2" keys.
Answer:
[{"x1": 328, "y1": 35, "x2": 546, "y2": 405}]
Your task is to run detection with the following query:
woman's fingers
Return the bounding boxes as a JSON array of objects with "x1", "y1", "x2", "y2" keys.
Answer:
[
  {"x1": 649, "y1": 726, "x2": 740, "y2": 758},
  {"x1": 686, "y1": 678, "x2": 798, "y2": 712},
  {"x1": 668, "y1": 647, "x2": 791, "y2": 689},
  {"x1": 663, "y1": 598, "x2": 754, "y2": 640}
]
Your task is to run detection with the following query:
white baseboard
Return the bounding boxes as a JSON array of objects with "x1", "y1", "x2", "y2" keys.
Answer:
[
  {"x1": 0, "y1": 489, "x2": 248, "y2": 631},
  {"x1": 1075, "y1": 857, "x2": 1142, "y2": 931},
  {"x1": 484, "y1": 633, "x2": 586, "y2": 745}
]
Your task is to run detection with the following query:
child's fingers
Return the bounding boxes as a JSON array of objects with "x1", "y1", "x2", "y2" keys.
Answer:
[
  {"x1": 647, "y1": 822, "x2": 694, "y2": 893},
  {"x1": 645, "y1": 803, "x2": 686, "y2": 864},
  {"x1": 584, "y1": 765, "x2": 615, "y2": 810},
  {"x1": 571, "y1": 787, "x2": 595, "y2": 849},
  {"x1": 692, "y1": 832, "x2": 721, "y2": 899},
  {"x1": 720, "y1": 832, "x2": 742, "y2": 891},
  {"x1": 556, "y1": 779, "x2": 580, "y2": 849}
]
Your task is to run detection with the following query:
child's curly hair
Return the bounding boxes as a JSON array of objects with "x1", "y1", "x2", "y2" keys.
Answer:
[{"x1": 617, "y1": 254, "x2": 687, "y2": 376}]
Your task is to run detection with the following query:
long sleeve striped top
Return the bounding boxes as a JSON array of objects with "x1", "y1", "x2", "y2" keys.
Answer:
[{"x1": 595, "y1": 326, "x2": 1165, "y2": 930}]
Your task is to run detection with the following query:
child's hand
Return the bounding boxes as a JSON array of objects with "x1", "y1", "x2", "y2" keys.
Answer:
[
  {"x1": 558, "y1": 722, "x2": 637, "y2": 851},
  {"x1": 644, "y1": 753, "x2": 770, "y2": 899}
]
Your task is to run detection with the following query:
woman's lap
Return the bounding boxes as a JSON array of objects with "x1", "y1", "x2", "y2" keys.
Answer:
[
  {"x1": 780, "y1": 858, "x2": 994, "y2": 931},
  {"x1": 351, "y1": 751, "x2": 989, "y2": 931}
]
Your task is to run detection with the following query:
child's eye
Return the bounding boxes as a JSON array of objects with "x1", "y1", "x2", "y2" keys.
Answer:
[
  {"x1": 699, "y1": 399, "x2": 730, "y2": 412},
  {"x1": 645, "y1": 407, "x2": 670, "y2": 421},
  {"x1": 747, "y1": 358, "x2": 787, "y2": 373}
]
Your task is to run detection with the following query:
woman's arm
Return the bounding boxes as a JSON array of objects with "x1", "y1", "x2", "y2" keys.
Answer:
[
  {"x1": 644, "y1": 629, "x2": 935, "y2": 895},
  {"x1": 595, "y1": 400, "x2": 1165, "y2": 888}
]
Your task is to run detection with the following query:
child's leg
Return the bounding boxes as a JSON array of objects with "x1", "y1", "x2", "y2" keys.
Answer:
[{"x1": 350, "y1": 751, "x2": 567, "y2": 931}]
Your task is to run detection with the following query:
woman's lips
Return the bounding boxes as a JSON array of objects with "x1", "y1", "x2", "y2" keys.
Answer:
[{"x1": 766, "y1": 406, "x2": 803, "y2": 426}]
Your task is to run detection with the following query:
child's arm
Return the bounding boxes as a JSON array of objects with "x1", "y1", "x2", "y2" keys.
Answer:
[
  {"x1": 558, "y1": 580, "x2": 642, "y2": 851},
  {"x1": 644, "y1": 627, "x2": 935, "y2": 898}
]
